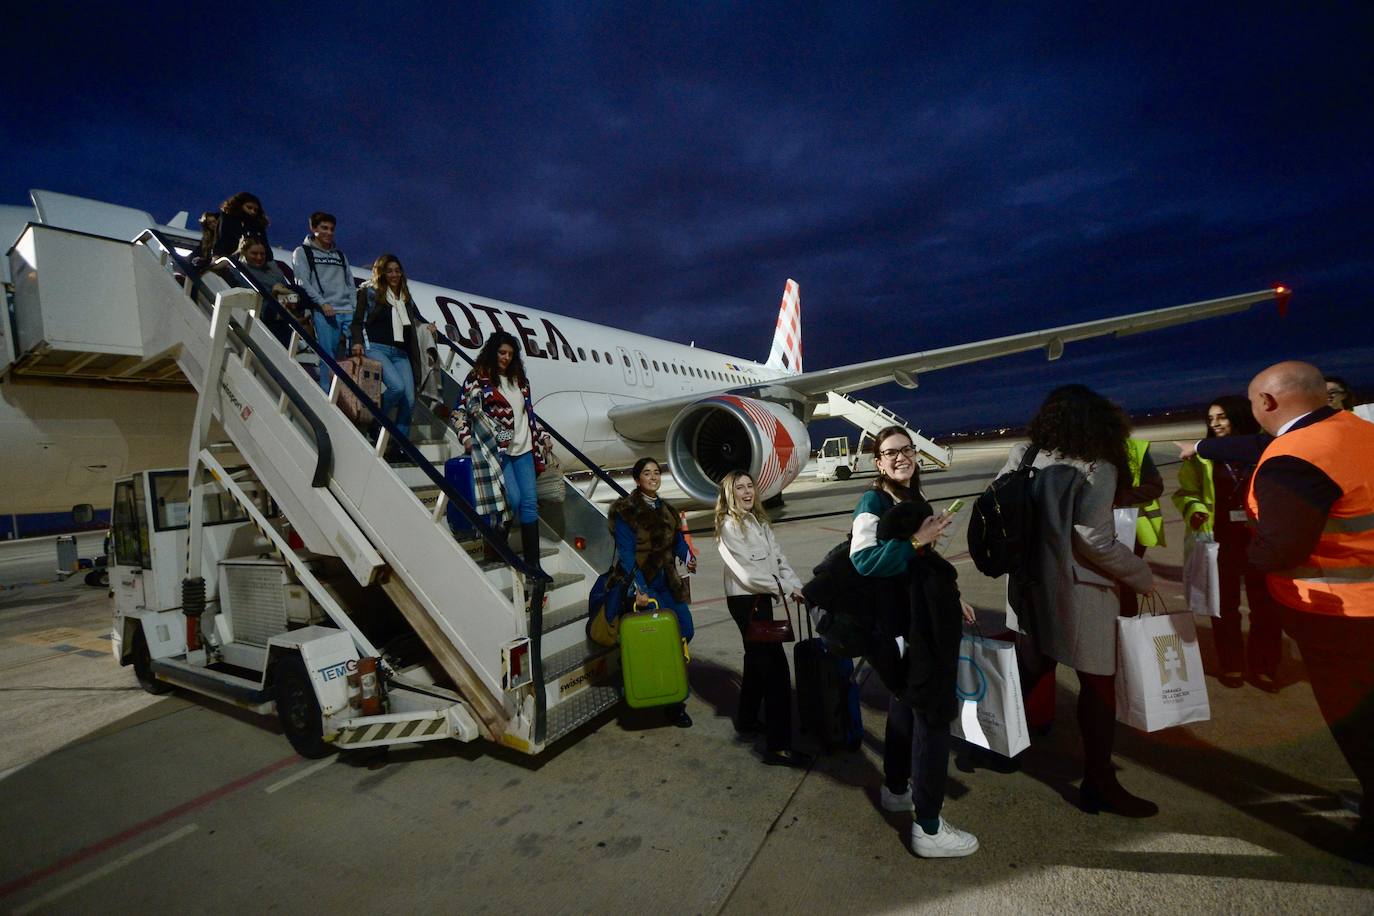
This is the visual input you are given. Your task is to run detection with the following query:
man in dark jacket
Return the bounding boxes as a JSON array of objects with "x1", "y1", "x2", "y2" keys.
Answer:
[{"x1": 1230, "y1": 360, "x2": 1374, "y2": 861}]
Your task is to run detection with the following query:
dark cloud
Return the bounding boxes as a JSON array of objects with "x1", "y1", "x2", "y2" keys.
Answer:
[{"x1": 4, "y1": 3, "x2": 1370, "y2": 436}]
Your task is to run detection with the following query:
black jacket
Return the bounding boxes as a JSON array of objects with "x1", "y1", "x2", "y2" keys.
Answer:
[
  {"x1": 875, "y1": 499, "x2": 965, "y2": 723},
  {"x1": 212, "y1": 212, "x2": 270, "y2": 258}
]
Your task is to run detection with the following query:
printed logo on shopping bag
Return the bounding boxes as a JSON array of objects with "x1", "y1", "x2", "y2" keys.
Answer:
[{"x1": 1153, "y1": 633, "x2": 1187, "y2": 684}]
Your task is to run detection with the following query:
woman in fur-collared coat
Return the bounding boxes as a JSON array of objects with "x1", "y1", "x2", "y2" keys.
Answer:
[{"x1": 608, "y1": 456, "x2": 696, "y2": 728}]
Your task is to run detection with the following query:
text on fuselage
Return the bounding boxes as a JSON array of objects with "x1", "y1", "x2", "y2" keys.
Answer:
[{"x1": 436, "y1": 297, "x2": 578, "y2": 362}]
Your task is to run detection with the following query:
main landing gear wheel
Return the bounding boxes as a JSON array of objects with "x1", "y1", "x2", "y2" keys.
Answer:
[
  {"x1": 275, "y1": 655, "x2": 330, "y2": 759},
  {"x1": 132, "y1": 630, "x2": 172, "y2": 695}
]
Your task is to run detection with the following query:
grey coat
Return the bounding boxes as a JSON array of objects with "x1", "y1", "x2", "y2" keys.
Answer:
[{"x1": 1002, "y1": 443, "x2": 1153, "y2": 675}]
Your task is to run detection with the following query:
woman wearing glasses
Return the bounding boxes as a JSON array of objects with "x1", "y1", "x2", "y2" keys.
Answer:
[{"x1": 851, "y1": 425, "x2": 979, "y2": 858}]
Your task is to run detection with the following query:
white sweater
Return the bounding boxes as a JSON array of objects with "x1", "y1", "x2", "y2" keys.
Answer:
[{"x1": 717, "y1": 515, "x2": 804, "y2": 598}]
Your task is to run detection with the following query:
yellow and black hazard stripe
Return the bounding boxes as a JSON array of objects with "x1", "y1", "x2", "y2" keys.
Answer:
[{"x1": 337, "y1": 716, "x2": 447, "y2": 746}]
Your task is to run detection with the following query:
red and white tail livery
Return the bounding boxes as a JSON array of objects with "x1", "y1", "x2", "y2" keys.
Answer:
[{"x1": 764, "y1": 278, "x2": 802, "y2": 375}]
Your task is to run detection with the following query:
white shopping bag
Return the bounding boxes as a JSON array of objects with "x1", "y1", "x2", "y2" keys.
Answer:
[
  {"x1": 950, "y1": 634, "x2": 1030, "y2": 757},
  {"x1": 1003, "y1": 579, "x2": 1023, "y2": 634},
  {"x1": 1113, "y1": 507, "x2": 1139, "y2": 550},
  {"x1": 1183, "y1": 535, "x2": 1221, "y2": 618},
  {"x1": 1116, "y1": 609, "x2": 1211, "y2": 732}
]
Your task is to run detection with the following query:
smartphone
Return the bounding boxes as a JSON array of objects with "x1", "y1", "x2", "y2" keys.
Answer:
[{"x1": 943, "y1": 498, "x2": 966, "y2": 515}]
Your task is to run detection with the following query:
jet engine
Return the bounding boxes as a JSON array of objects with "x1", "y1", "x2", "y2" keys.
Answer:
[{"x1": 665, "y1": 395, "x2": 810, "y2": 503}]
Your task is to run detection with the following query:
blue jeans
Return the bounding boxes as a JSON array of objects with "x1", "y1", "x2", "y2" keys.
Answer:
[
  {"x1": 500, "y1": 450, "x2": 539, "y2": 525},
  {"x1": 312, "y1": 311, "x2": 353, "y2": 394},
  {"x1": 366, "y1": 343, "x2": 415, "y2": 439}
]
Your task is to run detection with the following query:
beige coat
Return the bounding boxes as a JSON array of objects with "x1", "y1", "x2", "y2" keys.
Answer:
[{"x1": 1001, "y1": 443, "x2": 1153, "y2": 675}]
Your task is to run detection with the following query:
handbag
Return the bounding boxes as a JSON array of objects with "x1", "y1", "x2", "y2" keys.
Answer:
[
  {"x1": 743, "y1": 588, "x2": 796, "y2": 643},
  {"x1": 1115, "y1": 591, "x2": 1212, "y2": 732},
  {"x1": 1183, "y1": 533, "x2": 1221, "y2": 618},
  {"x1": 949, "y1": 630, "x2": 1030, "y2": 758}
]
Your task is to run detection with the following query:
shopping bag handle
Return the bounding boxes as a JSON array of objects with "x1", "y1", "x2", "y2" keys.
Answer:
[{"x1": 1137, "y1": 588, "x2": 1170, "y2": 617}]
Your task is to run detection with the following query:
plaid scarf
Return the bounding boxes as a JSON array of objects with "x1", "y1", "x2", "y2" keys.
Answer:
[{"x1": 454, "y1": 371, "x2": 550, "y2": 521}]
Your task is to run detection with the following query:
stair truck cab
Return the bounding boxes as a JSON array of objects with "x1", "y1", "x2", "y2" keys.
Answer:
[{"x1": 109, "y1": 466, "x2": 490, "y2": 757}]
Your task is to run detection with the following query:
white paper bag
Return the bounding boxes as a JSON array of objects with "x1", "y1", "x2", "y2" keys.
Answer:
[
  {"x1": 1183, "y1": 536, "x2": 1221, "y2": 618},
  {"x1": 1116, "y1": 611, "x2": 1211, "y2": 732},
  {"x1": 1003, "y1": 579, "x2": 1023, "y2": 634},
  {"x1": 1113, "y1": 507, "x2": 1139, "y2": 550},
  {"x1": 950, "y1": 634, "x2": 1030, "y2": 757}
]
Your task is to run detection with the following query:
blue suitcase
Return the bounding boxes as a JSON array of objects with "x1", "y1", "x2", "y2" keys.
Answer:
[{"x1": 444, "y1": 456, "x2": 479, "y2": 538}]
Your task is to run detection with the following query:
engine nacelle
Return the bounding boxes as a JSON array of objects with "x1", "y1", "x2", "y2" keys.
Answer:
[{"x1": 665, "y1": 395, "x2": 810, "y2": 503}]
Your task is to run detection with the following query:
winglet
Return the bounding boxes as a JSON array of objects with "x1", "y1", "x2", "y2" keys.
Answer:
[{"x1": 764, "y1": 279, "x2": 802, "y2": 375}]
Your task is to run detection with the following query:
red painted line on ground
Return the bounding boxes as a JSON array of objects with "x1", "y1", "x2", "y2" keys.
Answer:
[{"x1": 0, "y1": 753, "x2": 299, "y2": 900}]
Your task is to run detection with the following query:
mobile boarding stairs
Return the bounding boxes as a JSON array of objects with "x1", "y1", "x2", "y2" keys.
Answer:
[{"x1": 3, "y1": 222, "x2": 629, "y2": 757}]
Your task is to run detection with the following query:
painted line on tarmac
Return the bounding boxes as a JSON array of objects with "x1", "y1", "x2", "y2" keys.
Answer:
[
  {"x1": 264, "y1": 756, "x2": 335, "y2": 794},
  {"x1": 0, "y1": 754, "x2": 297, "y2": 900},
  {"x1": 12, "y1": 824, "x2": 199, "y2": 915}
]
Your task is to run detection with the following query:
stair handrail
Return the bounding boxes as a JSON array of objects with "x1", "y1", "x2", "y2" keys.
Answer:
[
  {"x1": 429, "y1": 328, "x2": 629, "y2": 499},
  {"x1": 136, "y1": 230, "x2": 334, "y2": 488},
  {"x1": 138, "y1": 230, "x2": 554, "y2": 745}
]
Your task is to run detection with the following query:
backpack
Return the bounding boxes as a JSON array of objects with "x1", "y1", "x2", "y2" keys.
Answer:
[{"x1": 967, "y1": 446, "x2": 1039, "y2": 578}]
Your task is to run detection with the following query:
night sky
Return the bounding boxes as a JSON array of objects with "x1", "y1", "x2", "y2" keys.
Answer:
[{"x1": 4, "y1": 4, "x2": 1370, "y2": 436}]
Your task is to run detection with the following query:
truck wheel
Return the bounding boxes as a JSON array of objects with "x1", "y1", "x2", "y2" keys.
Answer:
[
  {"x1": 835, "y1": 466, "x2": 852, "y2": 480},
  {"x1": 132, "y1": 630, "x2": 172, "y2": 695},
  {"x1": 275, "y1": 655, "x2": 330, "y2": 759},
  {"x1": 84, "y1": 569, "x2": 109, "y2": 588}
]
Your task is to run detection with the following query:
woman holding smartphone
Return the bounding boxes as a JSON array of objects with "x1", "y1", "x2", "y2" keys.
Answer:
[{"x1": 851, "y1": 425, "x2": 979, "y2": 858}]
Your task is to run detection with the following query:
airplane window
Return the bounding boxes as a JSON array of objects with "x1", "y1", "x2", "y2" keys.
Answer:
[
  {"x1": 604, "y1": 351, "x2": 612, "y2": 364},
  {"x1": 672, "y1": 365, "x2": 679, "y2": 374},
  {"x1": 564, "y1": 343, "x2": 575, "y2": 359},
  {"x1": 592, "y1": 350, "x2": 600, "y2": 363},
  {"x1": 578, "y1": 347, "x2": 586, "y2": 360},
  {"x1": 653, "y1": 360, "x2": 660, "y2": 371},
  {"x1": 622, "y1": 354, "x2": 631, "y2": 367},
  {"x1": 641, "y1": 357, "x2": 648, "y2": 370}
]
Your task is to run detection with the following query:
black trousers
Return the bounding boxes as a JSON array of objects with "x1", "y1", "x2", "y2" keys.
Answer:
[
  {"x1": 1213, "y1": 535, "x2": 1283, "y2": 677},
  {"x1": 1017, "y1": 640, "x2": 1119, "y2": 787},
  {"x1": 883, "y1": 697, "x2": 953, "y2": 821},
  {"x1": 726, "y1": 594, "x2": 793, "y2": 753},
  {"x1": 1282, "y1": 608, "x2": 1374, "y2": 825}
]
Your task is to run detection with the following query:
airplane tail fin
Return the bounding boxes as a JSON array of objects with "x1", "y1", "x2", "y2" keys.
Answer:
[{"x1": 764, "y1": 279, "x2": 802, "y2": 375}]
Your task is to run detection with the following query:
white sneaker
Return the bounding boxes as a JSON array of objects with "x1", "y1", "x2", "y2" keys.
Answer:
[
  {"x1": 880, "y1": 783, "x2": 914, "y2": 812},
  {"x1": 911, "y1": 817, "x2": 979, "y2": 858}
]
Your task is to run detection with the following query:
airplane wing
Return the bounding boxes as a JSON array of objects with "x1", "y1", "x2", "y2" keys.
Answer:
[{"x1": 607, "y1": 287, "x2": 1286, "y2": 440}]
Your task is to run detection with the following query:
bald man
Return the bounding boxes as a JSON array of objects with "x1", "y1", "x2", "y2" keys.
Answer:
[{"x1": 1243, "y1": 360, "x2": 1374, "y2": 859}]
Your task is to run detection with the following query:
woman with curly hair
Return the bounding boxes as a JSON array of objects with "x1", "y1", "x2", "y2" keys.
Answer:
[
  {"x1": 1001, "y1": 385, "x2": 1156, "y2": 817},
  {"x1": 212, "y1": 192, "x2": 270, "y2": 259},
  {"x1": 454, "y1": 331, "x2": 552, "y2": 572}
]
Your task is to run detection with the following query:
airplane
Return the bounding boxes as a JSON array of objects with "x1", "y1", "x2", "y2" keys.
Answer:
[{"x1": 0, "y1": 190, "x2": 1287, "y2": 534}]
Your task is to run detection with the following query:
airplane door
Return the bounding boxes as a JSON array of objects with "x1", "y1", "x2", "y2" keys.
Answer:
[
  {"x1": 633, "y1": 349, "x2": 655, "y2": 388},
  {"x1": 614, "y1": 346, "x2": 638, "y2": 386}
]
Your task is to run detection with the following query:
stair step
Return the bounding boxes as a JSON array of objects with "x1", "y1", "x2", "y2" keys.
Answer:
[
  {"x1": 536, "y1": 600, "x2": 592, "y2": 635},
  {"x1": 500, "y1": 570, "x2": 584, "y2": 601},
  {"x1": 544, "y1": 683, "x2": 622, "y2": 747},
  {"x1": 479, "y1": 545, "x2": 559, "y2": 572},
  {"x1": 542, "y1": 642, "x2": 615, "y2": 682}
]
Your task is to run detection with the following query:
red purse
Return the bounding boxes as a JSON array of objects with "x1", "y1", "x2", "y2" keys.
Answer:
[{"x1": 743, "y1": 589, "x2": 796, "y2": 644}]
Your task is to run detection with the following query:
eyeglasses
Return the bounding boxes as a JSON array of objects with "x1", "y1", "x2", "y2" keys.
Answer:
[{"x1": 878, "y1": 446, "x2": 917, "y2": 460}]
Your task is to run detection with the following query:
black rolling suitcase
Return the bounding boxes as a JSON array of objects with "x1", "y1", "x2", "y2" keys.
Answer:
[{"x1": 794, "y1": 605, "x2": 863, "y2": 751}]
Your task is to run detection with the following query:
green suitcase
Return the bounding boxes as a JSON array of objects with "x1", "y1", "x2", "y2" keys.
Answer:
[{"x1": 618, "y1": 602, "x2": 689, "y2": 709}]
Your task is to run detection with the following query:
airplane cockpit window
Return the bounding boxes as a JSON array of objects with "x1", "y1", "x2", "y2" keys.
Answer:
[{"x1": 148, "y1": 470, "x2": 250, "y2": 532}]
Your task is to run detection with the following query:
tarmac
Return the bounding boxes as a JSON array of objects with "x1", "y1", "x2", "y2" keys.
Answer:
[{"x1": 1, "y1": 421, "x2": 1371, "y2": 913}]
